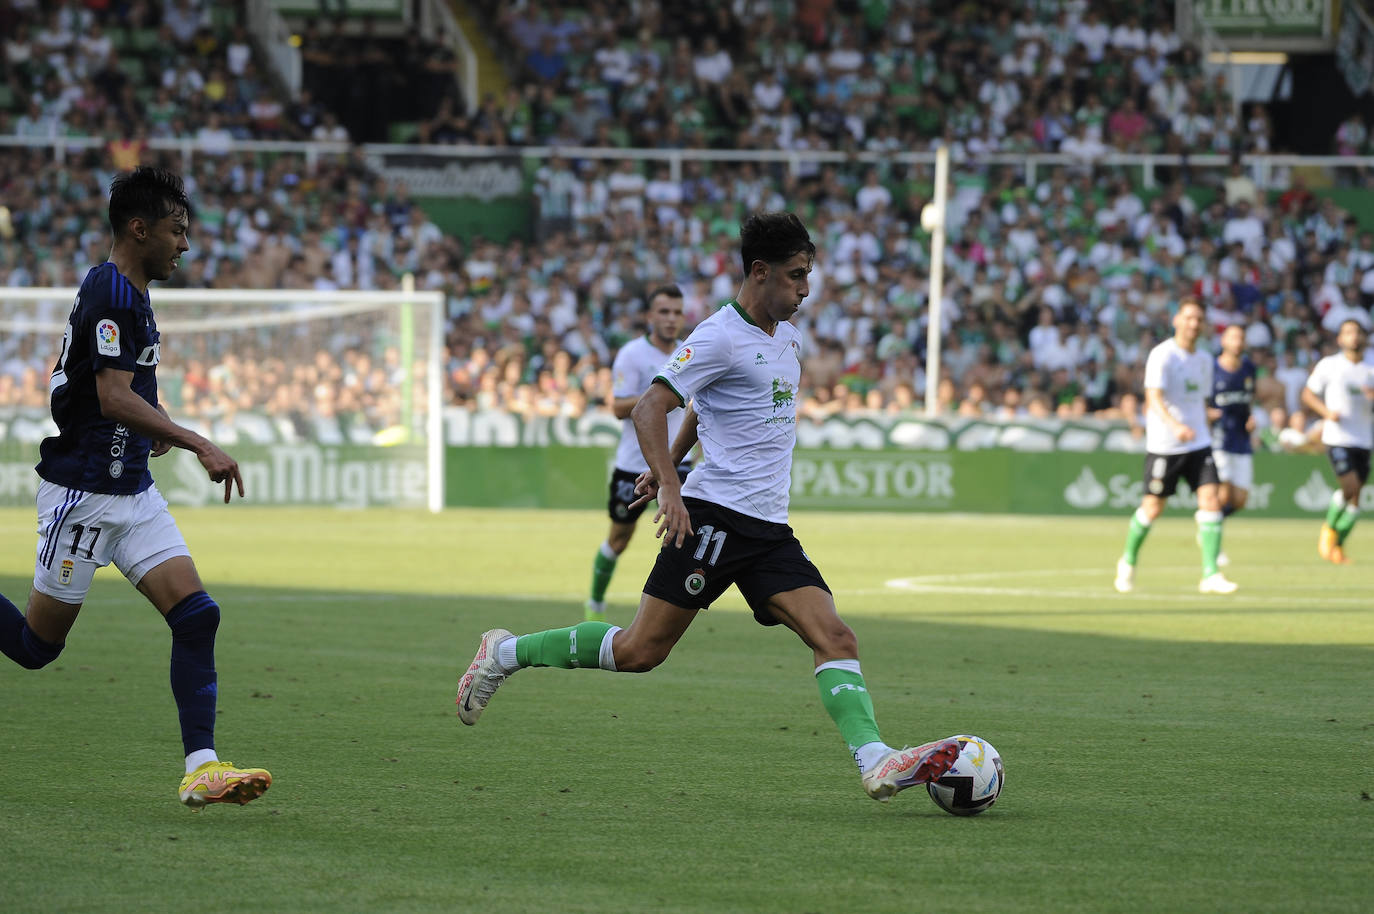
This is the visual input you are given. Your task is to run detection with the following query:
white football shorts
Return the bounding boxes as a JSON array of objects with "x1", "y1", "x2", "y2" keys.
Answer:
[
  {"x1": 33, "y1": 480, "x2": 190, "y2": 602},
  {"x1": 1212, "y1": 450, "x2": 1254, "y2": 490}
]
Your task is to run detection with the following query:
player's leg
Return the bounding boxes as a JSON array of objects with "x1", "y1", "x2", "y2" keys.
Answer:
[
  {"x1": 1116, "y1": 455, "x2": 1168, "y2": 592},
  {"x1": 1327, "y1": 459, "x2": 1367, "y2": 563},
  {"x1": 118, "y1": 488, "x2": 269, "y2": 808},
  {"x1": 1195, "y1": 470, "x2": 1237, "y2": 593},
  {"x1": 0, "y1": 589, "x2": 77, "y2": 670},
  {"x1": 762, "y1": 585, "x2": 959, "y2": 802},
  {"x1": 2, "y1": 481, "x2": 106, "y2": 669},
  {"x1": 588, "y1": 519, "x2": 636, "y2": 621},
  {"x1": 460, "y1": 495, "x2": 729, "y2": 724},
  {"x1": 588, "y1": 471, "x2": 645, "y2": 620},
  {"x1": 1216, "y1": 453, "x2": 1251, "y2": 568},
  {"x1": 1320, "y1": 447, "x2": 1358, "y2": 560},
  {"x1": 456, "y1": 594, "x2": 697, "y2": 724}
]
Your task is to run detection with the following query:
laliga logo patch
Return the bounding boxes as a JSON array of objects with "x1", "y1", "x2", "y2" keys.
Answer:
[
  {"x1": 668, "y1": 346, "x2": 693, "y2": 373},
  {"x1": 96, "y1": 319, "x2": 121, "y2": 356},
  {"x1": 684, "y1": 570, "x2": 706, "y2": 595},
  {"x1": 59, "y1": 559, "x2": 74, "y2": 585}
]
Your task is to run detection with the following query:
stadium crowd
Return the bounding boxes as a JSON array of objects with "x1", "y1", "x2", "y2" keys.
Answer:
[{"x1": 0, "y1": 0, "x2": 1368, "y2": 450}]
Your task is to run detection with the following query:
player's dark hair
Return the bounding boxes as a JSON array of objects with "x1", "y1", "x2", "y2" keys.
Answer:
[
  {"x1": 1339, "y1": 318, "x2": 1367, "y2": 335},
  {"x1": 645, "y1": 284, "x2": 683, "y2": 305},
  {"x1": 739, "y1": 212, "x2": 815, "y2": 275},
  {"x1": 109, "y1": 166, "x2": 192, "y2": 237}
]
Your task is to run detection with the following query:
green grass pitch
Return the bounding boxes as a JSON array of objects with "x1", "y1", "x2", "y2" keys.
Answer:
[{"x1": 1, "y1": 507, "x2": 1371, "y2": 913}]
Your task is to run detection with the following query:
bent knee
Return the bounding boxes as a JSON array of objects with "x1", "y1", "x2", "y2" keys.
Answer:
[{"x1": 815, "y1": 621, "x2": 858, "y2": 658}]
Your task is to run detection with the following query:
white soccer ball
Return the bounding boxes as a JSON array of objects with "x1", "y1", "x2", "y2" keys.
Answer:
[{"x1": 926, "y1": 734, "x2": 1004, "y2": 816}]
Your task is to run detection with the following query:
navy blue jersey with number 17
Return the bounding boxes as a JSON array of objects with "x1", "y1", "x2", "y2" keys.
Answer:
[
  {"x1": 36, "y1": 262, "x2": 161, "y2": 494},
  {"x1": 1210, "y1": 354, "x2": 1255, "y2": 456}
]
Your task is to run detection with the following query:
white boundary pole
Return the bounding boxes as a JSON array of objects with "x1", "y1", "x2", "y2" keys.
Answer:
[{"x1": 923, "y1": 144, "x2": 950, "y2": 418}]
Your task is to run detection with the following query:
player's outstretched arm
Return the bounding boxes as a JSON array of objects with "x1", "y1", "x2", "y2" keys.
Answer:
[{"x1": 95, "y1": 367, "x2": 245, "y2": 502}]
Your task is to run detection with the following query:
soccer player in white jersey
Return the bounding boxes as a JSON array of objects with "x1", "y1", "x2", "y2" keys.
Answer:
[
  {"x1": 458, "y1": 213, "x2": 960, "y2": 802},
  {"x1": 584, "y1": 285, "x2": 689, "y2": 621},
  {"x1": 0, "y1": 167, "x2": 271, "y2": 808},
  {"x1": 1300, "y1": 318, "x2": 1374, "y2": 564},
  {"x1": 1115, "y1": 297, "x2": 1239, "y2": 594}
]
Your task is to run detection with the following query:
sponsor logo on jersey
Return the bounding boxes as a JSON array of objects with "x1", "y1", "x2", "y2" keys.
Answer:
[
  {"x1": 96, "y1": 320, "x2": 120, "y2": 356},
  {"x1": 766, "y1": 378, "x2": 796, "y2": 426},
  {"x1": 755, "y1": 352, "x2": 766, "y2": 364},
  {"x1": 109, "y1": 460, "x2": 124, "y2": 478},
  {"x1": 667, "y1": 346, "x2": 693, "y2": 373},
  {"x1": 59, "y1": 559, "x2": 74, "y2": 585},
  {"x1": 1184, "y1": 379, "x2": 1199, "y2": 393}
]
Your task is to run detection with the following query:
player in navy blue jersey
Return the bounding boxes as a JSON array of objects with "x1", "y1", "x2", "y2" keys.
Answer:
[
  {"x1": 0, "y1": 166, "x2": 271, "y2": 810},
  {"x1": 1208, "y1": 324, "x2": 1257, "y2": 568}
]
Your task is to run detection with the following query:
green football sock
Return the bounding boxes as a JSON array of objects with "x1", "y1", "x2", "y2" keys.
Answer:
[
  {"x1": 1334, "y1": 505, "x2": 1360, "y2": 545},
  {"x1": 1325, "y1": 492, "x2": 1346, "y2": 529},
  {"x1": 590, "y1": 545, "x2": 618, "y2": 603},
  {"x1": 1123, "y1": 509, "x2": 1152, "y2": 565},
  {"x1": 1196, "y1": 510, "x2": 1223, "y2": 577},
  {"x1": 816, "y1": 662, "x2": 882, "y2": 754},
  {"x1": 515, "y1": 622, "x2": 614, "y2": 669}
]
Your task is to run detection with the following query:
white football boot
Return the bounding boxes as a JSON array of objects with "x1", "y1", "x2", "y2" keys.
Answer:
[
  {"x1": 862, "y1": 738, "x2": 961, "y2": 802},
  {"x1": 456, "y1": 628, "x2": 515, "y2": 725},
  {"x1": 1113, "y1": 558, "x2": 1135, "y2": 594},
  {"x1": 1198, "y1": 572, "x2": 1238, "y2": 594}
]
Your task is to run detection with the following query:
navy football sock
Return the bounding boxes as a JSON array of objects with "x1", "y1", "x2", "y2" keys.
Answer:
[
  {"x1": 0, "y1": 591, "x2": 63, "y2": 670},
  {"x1": 165, "y1": 592, "x2": 220, "y2": 756}
]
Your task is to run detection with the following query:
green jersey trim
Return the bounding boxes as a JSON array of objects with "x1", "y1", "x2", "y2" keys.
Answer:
[
  {"x1": 652, "y1": 374, "x2": 687, "y2": 407},
  {"x1": 728, "y1": 300, "x2": 759, "y2": 327}
]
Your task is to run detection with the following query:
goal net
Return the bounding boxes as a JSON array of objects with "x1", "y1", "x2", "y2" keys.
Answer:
[{"x1": 0, "y1": 285, "x2": 445, "y2": 512}]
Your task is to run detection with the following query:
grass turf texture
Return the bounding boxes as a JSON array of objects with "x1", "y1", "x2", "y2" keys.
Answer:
[{"x1": 1, "y1": 507, "x2": 1370, "y2": 914}]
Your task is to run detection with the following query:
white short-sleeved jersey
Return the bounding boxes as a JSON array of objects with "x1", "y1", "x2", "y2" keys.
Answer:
[
  {"x1": 612, "y1": 335, "x2": 685, "y2": 473},
  {"x1": 1143, "y1": 338, "x2": 1213, "y2": 455},
  {"x1": 1306, "y1": 354, "x2": 1374, "y2": 448},
  {"x1": 653, "y1": 302, "x2": 802, "y2": 523}
]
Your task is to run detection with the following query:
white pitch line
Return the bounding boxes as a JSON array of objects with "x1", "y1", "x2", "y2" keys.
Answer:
[{"x1": 872, "y1": 568, "x2": 1374, "y2": 607}]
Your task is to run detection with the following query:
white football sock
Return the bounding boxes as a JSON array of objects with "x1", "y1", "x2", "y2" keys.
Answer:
[
  {"x1": 854, "y1": 741, "x2": 893, "y2": 774},
  {"x1": 185, "y1": 748, "x2": 218, "y2": 774}
]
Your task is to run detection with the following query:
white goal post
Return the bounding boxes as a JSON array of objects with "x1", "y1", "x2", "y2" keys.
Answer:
[{"x1": 0, "y1": 285, "x2": 446, "y2": 512}]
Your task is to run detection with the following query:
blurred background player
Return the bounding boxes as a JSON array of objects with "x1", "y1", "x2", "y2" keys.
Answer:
[
  {"x1": 585, "y1": 284, "x2": 690, "y2": 621},
  {"x1": 1300, "y1": 319, "x2": 1374, "y2": 564},
  {"x1": 1116, "y1": 298, "x2": 1237, "y2": 595},
  {"x1": 1208, "y1": 323, "x2": 1257, "y2": 568},
  {"x1": 458, "y1": 213, "x2": 960, "y2": 803},
  {"x1": 0, "y1": 167, "x2": 270, "y2": 810}
]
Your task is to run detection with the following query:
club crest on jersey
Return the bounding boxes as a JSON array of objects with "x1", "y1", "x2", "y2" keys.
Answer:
[
  {"x1": 668, "y1": 346, "x2": 693, "y2": 373},
  {"x1": 59, "y1": 559, "x2": 74, "y2": 585},
  {"x1": 685, "y1": 570, "x2": 706, "y2": 595},
  {"x1": 96, "y1": 320, "x2": 120, "y2": 356}
]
